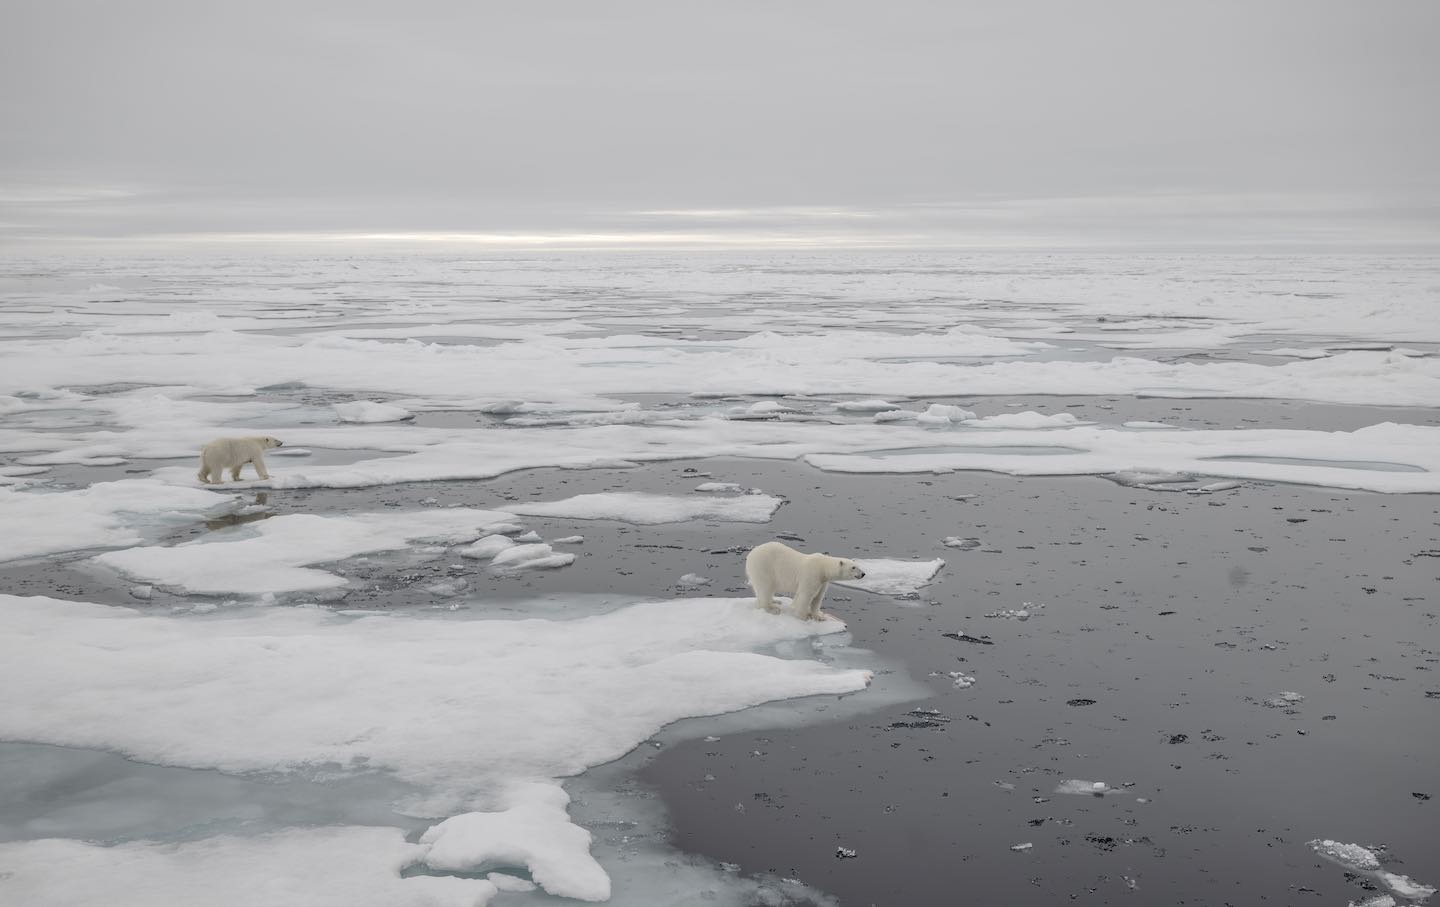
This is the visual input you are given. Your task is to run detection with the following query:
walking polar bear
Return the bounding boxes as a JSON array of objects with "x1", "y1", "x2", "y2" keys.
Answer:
[
  {"x1": 198, "y1": 436, "x2": 283, "y2": 484},
  {"x1": 745, "y1": 541, "x2": 866, "y2": 621}
]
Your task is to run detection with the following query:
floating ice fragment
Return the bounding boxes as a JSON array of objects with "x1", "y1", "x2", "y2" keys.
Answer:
[
  {"x1": 873, "y1": 409, "x2": 919, "y2": 423},
  {"x1": 1123, "y1": 420, "x2": 1175, "y2": 429},
  {"x1": 678, "y1": 574, "x2": 711, "y2": 586},
  {"x1": 1010, "y1": 842, "x2": 1033, "y2": 852},
  {"x1": 916, "y1": 403, "x2": 978, "y2": 425},
  {"x1": 694, "y1": 482, "x2": 744, "y2": 493},
  {"x1": 269, "y1": 447, "x2": 313, "y2": 457},
  {"x1": 1194, "y1": 480, "x2": 1244, "y2": 493},
  {"x1": 1309, "y1": 839, "x2": 1436, "y2": 901},
  {"x1": 948, "y1": 672, "x2": 976, "y2": 689},
  {"x1": 552, "y1": 535, "x2": 585, "y2": 544},
  {"x1": 511, "y1": 492, "x2": 782, "y2": 525},
  {"x1": 490, "y1": 543, "x2": 575, "y2": 571},
  {"x1": 460, "y1": 534, "x2": 515, "y2": 559},
  {"x1": 1263, "y1": 691, "x2": 1304, "y2": 708},
  {"x1": 942, "y1": 536, "x2": 982, "y2": 549},
  {"x1": 515, "y1": 530, "x2": 542, "y2": 542},
  {"x1": 128, "y1": 585, "x2": 153, "y2": 600},
  {"x1": 1350, "y1": 896, "x2": 1397, "y2": 907},
  {"x1": 835, "y1": 399, "x2": 899, "y2": 412},
  {"x1": 835, "y1": 847, "x2": 857, "y2": 859},
  {"x1": 963, "y1": 411, "x2": 1081, "y2": 429},
  {"x1": 839, "y1": 557, "x2": 944, "y2": 595},
  {"x1": 1056, "y1": 780, "x2": 1118, "y2": 796},
  {"x1": 333, "y1": 400, "x2": 414, "y2": 423},
  {"x1": 1379, "y1": 873, "x2": 1436, "y2": 900}
]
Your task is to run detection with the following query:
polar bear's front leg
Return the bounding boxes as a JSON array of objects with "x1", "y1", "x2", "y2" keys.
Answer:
[
  {"x1": 795, "y1": 579, "x2": 828, "y2": 620},
  {"x1": 253, "y1": 454, "x2": 271, "y2": 481}
]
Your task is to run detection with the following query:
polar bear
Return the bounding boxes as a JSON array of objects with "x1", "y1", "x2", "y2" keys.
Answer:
[
  {"x1": 198, "y1": 436, "x2": 283, "y2": 484},
  {"x1": 745, "y1": 541, "x2": 866, "y2": 621}
]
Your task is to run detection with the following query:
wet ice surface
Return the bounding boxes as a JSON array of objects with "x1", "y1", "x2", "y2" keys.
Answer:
[{"x1": 2, "y1": 253, "x2": 1440, "y2": 906}]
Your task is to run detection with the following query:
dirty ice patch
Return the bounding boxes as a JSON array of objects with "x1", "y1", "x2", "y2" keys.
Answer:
[
  {"x1": 93, "y1": 509, "x2": 516, "y2": 595},
  {"x1": 0, "y1": 828, "x2": 491, "y2": 907},
  {"x1": 333, "y1": 400, "x2": 414, "y2": 423},
  {"x1": 0, "y1": 594, "x2": 870, "y2": 793},
  {"x1": 1308, "y1": 839, "x2": 1436, "y2": 901},
  {"x1": 838, "y1": 558, "x2": 945, "y2": 595},
  {"x1": 509, "y1": 492, "x2": 783, "y2": 525},
  {"x1": 0, "y1": 480, "x2": 237, "y2": 562},
  {"x1": 420, "y1": 782, "x2": 608, "y2": 901}
]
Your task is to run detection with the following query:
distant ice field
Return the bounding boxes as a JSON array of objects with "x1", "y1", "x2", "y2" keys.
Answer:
[{"x1": 1, "y1": 252, "x2": 1437, "y2": 905}]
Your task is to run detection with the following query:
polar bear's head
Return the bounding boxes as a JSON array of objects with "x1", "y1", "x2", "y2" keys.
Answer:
[
  {"x1": 834, "y1": 558, "x2": 866, "y2": 580},
  {"x1": 260, "y1": 437, "x2": 283, "y2": 449}
]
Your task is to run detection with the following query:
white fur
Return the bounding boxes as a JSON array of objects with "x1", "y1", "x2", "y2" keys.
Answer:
[
  {"x1": 198, "y1": 436, "x2": 283, "y2": 484},
  {"x1": 744, "y1": 541, "x2": 866, "y2": 621}
]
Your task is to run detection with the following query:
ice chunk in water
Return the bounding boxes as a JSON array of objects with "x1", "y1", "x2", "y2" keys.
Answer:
[
  {"x1": 695, "y1": 482, "x2": 744, "y2": 493},
  {"x1": 1056, "y1": 780, "x2": 1118, "y2": 796},
  {"x1": 678, "y1": 574, "x2": 711, "y2": 586},
  {"x1": 839, "y1": 557, "x2": 944, "y2": 595},
  {"x1": 490, "y1": 543, "x2": 575, "y2": 571},
  {"x1": 333, "y1": 400, "x2": 414, "y2": 423},
  {"x1": 1263, "y1": 691, "x2": 1304, "y2": 708},
  {"x1": 459, "y1": 534, "x2": 515, "y2": 559},
  {"x1": 835, "y1": 399, "x2": 900, "y2": 412}
]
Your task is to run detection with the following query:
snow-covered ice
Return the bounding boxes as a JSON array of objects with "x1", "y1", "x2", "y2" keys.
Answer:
[{"x1": 93, "y1": 509, "x2": 516, "y2": 595}]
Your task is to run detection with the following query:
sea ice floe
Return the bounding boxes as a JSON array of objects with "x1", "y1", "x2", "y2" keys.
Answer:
[
  {"x1": 963, "y1": 411, "x2": 1083, "y2": 429},
  {"x1": 694, "y1": 481, "x2": 745, "y2": 492},
  {"x1": 916, "y1": 403, "x2": 978, "y2": 425},
  {"x1": 459, "y1": 534, "x2": 515, "y2": 559},
  {"x1": 509, "y1": 492, "x2": 783, "y2": 525},
  {"x1": 0, "y1": 593, "x2": 870, "y2": 843},
  {"x1": 837, "y1": 557, "x2": 945, "y2": 595},
  {"x1": 1263, "y1": 691, "x2": 1304, "y2": 708},
  {"x1": 490, "y1": 543, "x2": 576, "y2": 571},
  {"x1": 835, "y1": 398, "x2": 900, "y2": 412},
  {"x1": 0, "y1": 827, "x2": 494, "y2": 907},
  {"x1": 333, "y1": 400, "x2": 415, "y2": 423},
  {"x1": 420, "y1": 782, "x2": 609, "y2": 901},
  {"x1": 1308, "y1": 839, "x2": 1437, "y2": 901},
  {"x1": 93, "y1": 509, "x2": 517, "y2": 595},
  {"x1": 0, "y1": 480, "x2": 237, "y2": 563},
  {"x1": 1056, "y1": 780, "x2": 1119, "y2": 796},
  {"x1": 678, "y1": 574, "x2": 712, "y2": 586}
]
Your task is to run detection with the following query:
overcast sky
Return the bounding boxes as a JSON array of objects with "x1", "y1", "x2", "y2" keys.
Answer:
[{"x1": 3, "y1": 0, "x2": 1437, "y2": 250}]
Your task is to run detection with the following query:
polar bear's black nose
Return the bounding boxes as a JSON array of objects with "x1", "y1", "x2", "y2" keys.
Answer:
[{"x1": 856, "y1": 570, "x2": 866, "y2": 578}]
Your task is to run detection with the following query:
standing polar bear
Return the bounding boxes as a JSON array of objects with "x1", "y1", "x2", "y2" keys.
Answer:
[
  {"x1": 745, "y1": 541, "x2": 866, "y2": 621},
  {"x1": 198, "y1": 436, "x2": 283, "y2": 484}
]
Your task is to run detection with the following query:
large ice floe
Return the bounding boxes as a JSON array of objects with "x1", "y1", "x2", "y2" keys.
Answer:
[{"x1": 0, "y1": 594, "x2": 871, "y2": 903}]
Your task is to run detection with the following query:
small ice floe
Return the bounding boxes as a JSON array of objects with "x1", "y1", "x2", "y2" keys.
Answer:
[
  {"x1": 839, "y1": 558, "x2": 944, "y2": 595},
  {"x1": 1010, "y1": 842, "x2": 1033, "y2": 852},
  {"x1": 423, "y1": 579, "x2": 468, "y2": 598},
  {"x1": 677, "y1": 573, "x2": 711, "y2": 587},
  {"x1": 835, "y1": 846, "x2": 858, "y2": 859},
  {"x1": 1055, "y1": 780, "x2": 1118, "y2": 796},
  {"x1": 729, "y1": 400, "x2": 793, "y2": 419},
  {"x1": 942, "y1": 536, "x2": 982, "y2": 550},
  {"x1": 268, "y1": 447, "x2": 312, "y2": 457},
  {"x1": 459, "y1": 534, "x2": 515, "y2": 560},
  {"x1": 1308, "y1": 839, "x2": 1437, "y2": 902},
  {"x1": 962, "y1": 411, "x2": 1081, "y2": 429},
  {"x1": 1255, "y1": 347, "x2": 1331, "y2": 359},
  {"x1": 490, "y1": 543, "x2": 575, "y2": 571},
  {"x1": 551, "y1": 535, "x2": 584, "y2": 544},
  {"x1": 333, "y1": 400, "x2": 414, "y2": 423},
  {"x1": 1123, "y1": 420, "x2": 1175, "y2": 429},
  {"x1": 1107, "y1": 469, "x2": 1201, "y2": 491},
  {"x1": 1263, "y1": 691, "x2": 1304, "y2": 708},
  {"x1": 1190, "y1": 480, "x2": 1244, "y2": 494},
  {"x1": 694, "y1": 482, "x2": 744, "y2": 493},
  {"x1": 947, "y1": 672, "x2": 977, "y2": 689},
  {"x1": 515, "y1": 530, "x2": 542, "y2": 542},
  {"x1": 985, "y1": 602, "x2": 1041, "y2": 620},
  {"x1": 916, "y1": 403, "x2": 977, "y2": 425},
  {"x1": 128, "y1": 585, "x2": 153, "y2": 600},
  {"x1": 873, "y1": 409, "x2": 919, "y2": 423},
  {"x1": 835, "y1": 399, "x2": 899, "y2": 412}
]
